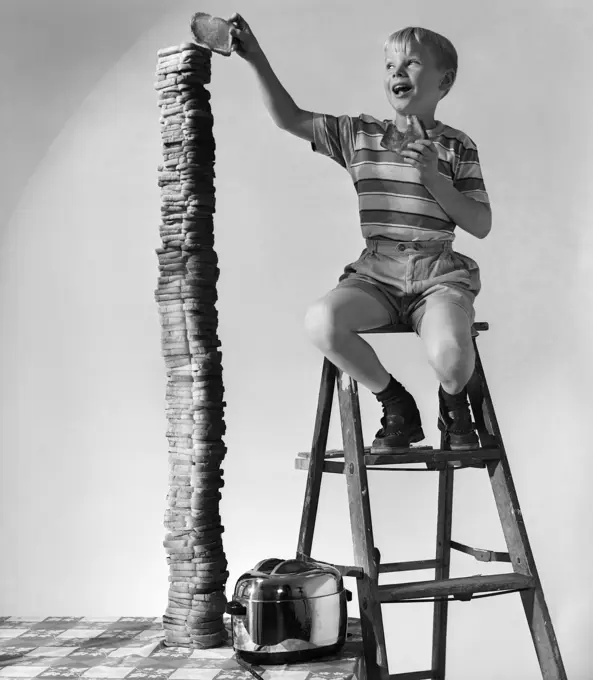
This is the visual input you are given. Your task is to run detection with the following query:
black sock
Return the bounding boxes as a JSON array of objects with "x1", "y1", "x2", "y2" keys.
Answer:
[{"x1": 374, "y1": 375, "x2": 407, "y2": 402}]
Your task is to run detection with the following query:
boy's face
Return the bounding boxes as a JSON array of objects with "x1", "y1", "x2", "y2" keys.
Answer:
[{"x1": 384, "y1": 40, "x2": 449, "y2": 118}]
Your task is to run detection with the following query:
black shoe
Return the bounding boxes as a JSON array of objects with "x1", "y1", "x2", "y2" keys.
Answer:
[
  {"x1": 371, "y1": 391, "x2": 425, "y2": 453},
  {"x1": 437, "y1": 385, "x2": 479, "y2": 450}
]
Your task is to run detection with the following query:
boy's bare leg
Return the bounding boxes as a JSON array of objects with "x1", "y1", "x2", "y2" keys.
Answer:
[
  {"x1": 418, "y1": 302, "x2": 475, "y2": 393},
  {"x1": 304, "y1": 287, "x2": 392, "y2": 393},
  {"x1": 418, "y1": 300, "x2": 479, "y2": 449}
]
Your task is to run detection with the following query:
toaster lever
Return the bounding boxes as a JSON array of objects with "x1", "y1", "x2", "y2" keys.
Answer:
[
  {"x1": 225, "y1": 600, "x2": 247, "y2": 616},
  {"x1": 345, "y1": 589, "x2": 353, "y2": 602}
]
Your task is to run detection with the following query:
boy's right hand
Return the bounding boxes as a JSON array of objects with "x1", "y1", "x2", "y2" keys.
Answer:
[{"x1": 228, "y1": 13, "x2": 263, "y2": 62}]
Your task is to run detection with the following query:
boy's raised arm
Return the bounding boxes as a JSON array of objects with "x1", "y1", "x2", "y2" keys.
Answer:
[{"x1": 229, "y1": 13, "x2": 314, "y2": 143}]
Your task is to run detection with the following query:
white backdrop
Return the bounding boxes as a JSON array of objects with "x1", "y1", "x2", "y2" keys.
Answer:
[{"x1": 0, "y1": 1, "x2": 590, "y2": 678}]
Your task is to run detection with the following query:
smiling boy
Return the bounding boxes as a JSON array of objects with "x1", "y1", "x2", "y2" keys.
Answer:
[{"x1": 230, "y1": 16, "x2": 491, "y2": 451}]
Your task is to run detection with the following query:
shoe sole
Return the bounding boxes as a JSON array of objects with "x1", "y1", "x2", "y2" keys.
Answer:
[
  {"x1": 438, "y1": 419, "x2": 480, "y2": 451},
  {"x1": 370, "y1": 427, "x2": 425, "y2": 454},
  {"x1": 445, "y1": 431, "x2": 480, "y2": 450},
  {"x1": 447, "y1": 442, "x2": 479, "y2": 451}
]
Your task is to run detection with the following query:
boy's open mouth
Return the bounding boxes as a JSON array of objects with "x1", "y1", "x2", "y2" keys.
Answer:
[{"x1": 392, "y1": 83, "x2": 413, "y2": 97}]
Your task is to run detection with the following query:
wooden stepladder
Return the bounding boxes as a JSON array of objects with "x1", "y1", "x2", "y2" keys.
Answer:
[{"x1": 295, "y1": 322, "x2": 566, "y2": 680}]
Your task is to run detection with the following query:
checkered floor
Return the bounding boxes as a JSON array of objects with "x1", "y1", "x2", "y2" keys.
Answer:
[{"x1": 0, "y1": 617, "x2": 363, "y2": 680}]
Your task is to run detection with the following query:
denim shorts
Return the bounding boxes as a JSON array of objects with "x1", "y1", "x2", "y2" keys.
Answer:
[{"x1": 335, "y1": 239, "x2": 481, "y2": 333}]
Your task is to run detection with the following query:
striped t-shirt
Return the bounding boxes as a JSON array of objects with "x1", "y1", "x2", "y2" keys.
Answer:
[{"x1": 311, "y1": 113, "x2": 490, "y2": 242}]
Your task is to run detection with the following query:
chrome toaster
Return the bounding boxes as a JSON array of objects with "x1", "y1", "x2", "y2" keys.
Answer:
[{"x1": 225, "y1": 557, "x2": 352, "y2": 664}]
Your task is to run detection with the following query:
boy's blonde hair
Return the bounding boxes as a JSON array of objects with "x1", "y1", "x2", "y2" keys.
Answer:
[{"x1": 384, "y1": 27, "x2": 458, "y2": 98}]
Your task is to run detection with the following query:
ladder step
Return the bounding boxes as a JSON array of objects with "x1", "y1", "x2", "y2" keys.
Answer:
[
  {"x1": 378, "y1": 573, "x2": 534, "y2": 602},
  {"x1": 389, "y1": 672, "x2": 433, "y2": 680},
  {"x1": 297, "y1": 446, "x2": 433, "y2": 459},
  {"x1": 362, "y1": 321, "x2": 489, "y2": 335},
  {"x1": 295, "y1": 448, "x2": 500, "y2": 471}
]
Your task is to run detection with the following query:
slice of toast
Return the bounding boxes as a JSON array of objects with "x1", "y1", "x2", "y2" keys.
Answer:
[
  {"x1": 380, "y1": 115, "x2": 428, "y2": 154},
  {"x1": 190, "y1": 12, "x2": 233, "y2": 56}
]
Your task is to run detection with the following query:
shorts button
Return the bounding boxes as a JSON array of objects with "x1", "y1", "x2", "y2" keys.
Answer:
[{"x1": 397, "y1": 244, "x2": 405, "y2": 252}]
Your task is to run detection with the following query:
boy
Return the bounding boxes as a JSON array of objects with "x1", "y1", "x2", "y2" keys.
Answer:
[{"x1": 229, "y1": 15, "x2": 491, "y2": 452}]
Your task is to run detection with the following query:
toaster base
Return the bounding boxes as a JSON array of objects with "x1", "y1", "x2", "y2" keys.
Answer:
[{"x1": 237, "y1": 642, "x2": 345, "y2": 665}]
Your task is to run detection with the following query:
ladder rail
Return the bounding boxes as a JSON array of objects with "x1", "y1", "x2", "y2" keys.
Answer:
[
  {"x1": 337, "y1": 370, "x2": 389, "y2": 680},
  {"x1": 431, "y1": 438, "x2": 453, "y2": 680},
  {"x1": 472, "y1": 340, "x2": 567, "y2": 680},
  {"x1": 296, "y1": 358, "x2": 337, "y2": 560}
]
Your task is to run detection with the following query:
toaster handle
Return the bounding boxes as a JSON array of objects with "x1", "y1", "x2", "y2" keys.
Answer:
[
  {"x1": 225, "y1": 600, "x2": 247, "y2": 616},
  {"x1": 270, "y1": 559, "x2": 312, "y2": 575},
  {"x1": 345, "y1": 589, "x2": 353, "y2": 602},
  {"x1": 253, "y1": 557, "x2": 284, "y2": 573}
]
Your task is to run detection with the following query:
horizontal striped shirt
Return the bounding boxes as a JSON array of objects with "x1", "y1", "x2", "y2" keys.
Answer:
[{"x1": 311, "y1": 113, "x2": 490, "y2": 242}]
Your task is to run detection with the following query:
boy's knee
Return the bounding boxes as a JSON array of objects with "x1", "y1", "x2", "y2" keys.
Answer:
[
  {"x1": 427, "y1": 336, "x2": 463, "y2": 363},
  {"x1": 427, "y1": 336, "x2": 474, "y2": 387},
  {"x1": 304, "y1": 300, "x2": 346, "y2": 351}
]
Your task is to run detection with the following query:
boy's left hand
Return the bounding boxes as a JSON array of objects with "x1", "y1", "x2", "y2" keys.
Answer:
[{"x1": 400, "y1": 139, "x2": 439, "y2": 187}]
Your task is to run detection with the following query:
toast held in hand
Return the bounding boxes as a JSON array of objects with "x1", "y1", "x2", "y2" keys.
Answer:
[
  {"x1": 381, "y1": 115, "x2": 428, "y2": 155},
  {"x1": 190, "y1": 13, "x2": 234, "y2": 56}
]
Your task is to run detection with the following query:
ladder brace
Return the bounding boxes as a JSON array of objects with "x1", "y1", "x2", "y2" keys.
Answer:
[{"x1": 449, "y1": 540, "x2": 511, "y2": 563}]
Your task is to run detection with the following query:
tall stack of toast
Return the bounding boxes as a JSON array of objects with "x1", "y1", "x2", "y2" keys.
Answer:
[{"x1": 154, "y1": 41, "x2": 228, "y2": 649}]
